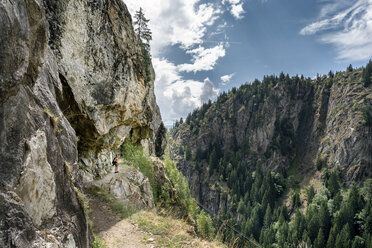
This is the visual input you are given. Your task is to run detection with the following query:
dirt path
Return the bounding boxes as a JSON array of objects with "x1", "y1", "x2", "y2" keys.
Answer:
[
  {"x1": 86, "y1": 160, "x2": 225, "y2": 248},
  {"x1": 97, "y1": 219, "x2": 148, "y2": 248},
  {"x1": 88, "y1": 194, "x2": 150, "y2": 248}
]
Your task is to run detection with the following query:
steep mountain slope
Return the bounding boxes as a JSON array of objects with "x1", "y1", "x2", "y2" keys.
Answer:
[
  {"x1": 0, "y1": 0, "x2": 164, "y2": 247},
  {"x1": 171, "y1": 68, "x2": 372, "y2": 247}
]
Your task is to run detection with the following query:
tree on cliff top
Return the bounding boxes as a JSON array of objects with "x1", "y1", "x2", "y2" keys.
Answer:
[
  {"x1": 363, "y1": 59, "x2": 372, "y2": 87},
  {"x1": 155, "y1": 122, "x2": 166, "y2": 157},
  {"x1": 134, "y1": 8, "x2": 152, "y2": 51}
]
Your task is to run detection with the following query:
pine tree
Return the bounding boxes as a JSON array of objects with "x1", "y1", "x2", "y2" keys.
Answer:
[
  {"x1": 364, "y1": 233, "x2": 372, "y2": 248},
  {"x1": 349, "y1": 183, "x2": 363, "y2": 214},
  {"x1": 314, "y1": 228, "x2": 325, "y2": 248},
  {"x1": 292, "y1": 192, "x2": 301, "y2": 209},
  {"x1": 186, "y1": 113, "x2": 191, "y2": 125},
  {"x1": 185, "y1": 147, "x2": 191, "y2": 160},
  {"x1": 363, "y1": 201, "x2": 372, "y2": 236},
  {"x1": 237, "y1": 199, "x2": 245, "y2": 215},
  {"x1": 307, "y1": 213, "x2": 320, "y2": 243},
  {"x1": 363, "y1": 59, "x2": 372, "y2": 87},
  {"x1": 196, "y1": 210, "x2": 215, "y2": 240},
  {"x1": 306, "y1": 185, "x2": 316, "y2": 204},
  {"x1": 351, "y1": 236, "x2": 365, "y2": 248},
  {"x1": 364, "y1": 178, "x2": 372, "y2": 200},
  {"x1": 155, "y1": 122, "x2": 166, "y2": 157},
  {"x1": 134, "y1": 8, "x2": 152, "y2": 83},
  {"x1": 263, "y1": 205, "x2": 272, "y2": 228},
  {"x1": 208, "y1": 148, "x2": 218, "y2": 175},
  {"x1": 261, "y1": 226, "x2": 275, "y2": 248},
  {"x1": 277, "y1": 221, "x2": 289, "y2": 247},
  {"x1": 327, "y1": 170, "x2": 340, "y2": 197},
  {"x1": 327, "y1": 226, "x2": 337, "y2": 248},
  {"x1": 134, "y1": 7, "x2": 152, "y2": 51},
  {"x1": 319, "y1": 202, "x2": 331, "y2": 239},
  {"x1": 293, "y1": 210, "x2": 306, "y2": 243},
  {"x1": 335, "y1": 224, "x2": 351, "y2": 248}
]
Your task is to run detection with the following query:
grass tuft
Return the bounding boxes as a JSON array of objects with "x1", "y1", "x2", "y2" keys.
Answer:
[
  {"x1": 74, "y1": 186, "x2": 90, "y2": 215},
  {"x1": 131, "y1": 211, "x2": 225, "y2": 248},
  {"x1": 44, "y1": 108, "x2": 61, "y2": 132},
  {"x1": 87, "y1": 187, "x2": 136, "y2": 219},
  {"x1": 64, "y1": 161, "x2": 72, "y2": 176},
  {"x1": 92, "y1": 236, "x2": 107, "y2": 248}
]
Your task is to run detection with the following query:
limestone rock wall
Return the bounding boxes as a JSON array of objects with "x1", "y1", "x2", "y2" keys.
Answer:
[
  {"x1": 0, "y1": 0, "x2": 163, "y2": 247},
  {"x1": 0, "y1": 1, "x2": 88, "y2": 246},
  {"x1": 43, "y1": 0, "x2": 163, "y2": 180}
]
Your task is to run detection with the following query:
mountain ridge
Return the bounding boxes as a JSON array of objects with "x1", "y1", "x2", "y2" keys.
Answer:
[
  {"x1": 172, "y1": 68, "x2": 371, "y2": 187},
  {"x1": 170, "y1": 67, "x2": 372, "y2": 246}
]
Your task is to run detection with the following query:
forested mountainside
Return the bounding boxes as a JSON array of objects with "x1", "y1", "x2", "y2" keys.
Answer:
[{"x1": 171, "y1": 64, "x2": 372, "y2": 247}]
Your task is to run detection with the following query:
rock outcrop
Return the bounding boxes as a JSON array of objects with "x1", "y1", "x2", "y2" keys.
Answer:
[
  {"x1": 88, "y1": 166, "x2": 155, "y2": 209},
  {"x1": 0, "y1": 0, "x2": 163, "y2": 247},
  {"x1": 43, "y1": 0, "x2": 163, "y2": 180}
]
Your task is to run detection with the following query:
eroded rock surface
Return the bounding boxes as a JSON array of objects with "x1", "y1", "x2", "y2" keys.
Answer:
[
  {"x1": 89, "y1": 166, "x2": 155, "y2": 209},
  {"x1": 0, "y1": 0, "x2": 163, "y2": 247},
  {"x1": 43, "y1": 0, "x2": 164, "y2": 179},
  {"x1": 16, "y1": 130, "x2": 57, "y2": 227}
]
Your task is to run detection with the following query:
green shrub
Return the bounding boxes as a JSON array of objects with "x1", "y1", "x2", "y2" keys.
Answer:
[
  {"x1": 163, "y1": 157, "x2": 199, "y2": 219},
  {"x1": 121, "y1": 142, "x2": 155, "y2": 188},
  {"x1": 196, "y1": 210, "x2": 215, "y2": 240},
  {"x1": 121, "y1": 142, "x2": 200, "y2": 219},
  {"x1": 92, "y1": 236, "x2": 106, "y2": 248},
  {"x1": 316, "y1": 154, "x2": 328, "y2": 171}
]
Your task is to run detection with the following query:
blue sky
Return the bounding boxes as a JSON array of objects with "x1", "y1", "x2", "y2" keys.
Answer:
[{"x1": 125, "y1": 0, "x2": 372, "y2": 126}]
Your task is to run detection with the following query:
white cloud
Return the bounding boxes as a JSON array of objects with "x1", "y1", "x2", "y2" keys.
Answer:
[
  {"x1": 200, "y1": 78, "x2": 219, "y2": 103},
  {"x1": 124, "y1": 0, "x2": 222, "y2": 55},
  {"x1": 153, "y1": 58, "x2": 219, "y2": 126},
  {"x1": 231, "y1": 3, "x2": 245, "y2": 19},
  {"x1": 300, "y1": 0, "x2": 372, "y2": 61},
  {"x1": 317, "y1": 0, "x2": 354, "y2": 19},
  {"x1": 220, "y1": 73, "x2": 235, "y2": 84},
  {"x1": 299, "y1": 15, "x2": 345, "y2": 35},
  {"x1": 209, "y1": 21, "x2": 232, "y2": 37},
  {"x1": 178, "y1": 44, "x2": 226, "y2": 72},
  {"x1": 124, "y1": 0, "x2": 226, "y2": 125},
  {"x1": 222, "y1": 0, "x2": 245, "y2": 19}
]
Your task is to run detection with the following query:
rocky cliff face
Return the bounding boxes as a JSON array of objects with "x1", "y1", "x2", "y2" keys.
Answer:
[
  {"x1": 0, "y1": 0, "x2": 163, "y2": 247},
  {"x1": 171, "y1": 70, "x2": 372, "y2": 215},
  {"x1": 43, "y1": 0, "x2": 163, "y2": 181}
]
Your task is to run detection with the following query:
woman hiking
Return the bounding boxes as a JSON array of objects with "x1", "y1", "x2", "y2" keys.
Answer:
[{"x1": 112, "y1": 154, "x2": 119, "y2": 173}]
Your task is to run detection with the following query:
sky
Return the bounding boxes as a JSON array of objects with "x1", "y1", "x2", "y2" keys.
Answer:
[{"x1": 124, "y1": 0, "x2": 372, "y2": 127}]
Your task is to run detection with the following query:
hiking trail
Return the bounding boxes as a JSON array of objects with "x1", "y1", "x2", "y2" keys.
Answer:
[
  {"x1": 88, "y1": 192, "x2": 150, "y2": 248},
  {"x1": 86, "y1": 161, "x2": 225, "y2": 248}
]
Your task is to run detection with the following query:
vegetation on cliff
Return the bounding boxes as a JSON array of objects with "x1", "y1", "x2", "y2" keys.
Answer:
[{"x1": 120, "y1": 142, "x2": 217, "y2": 241}]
